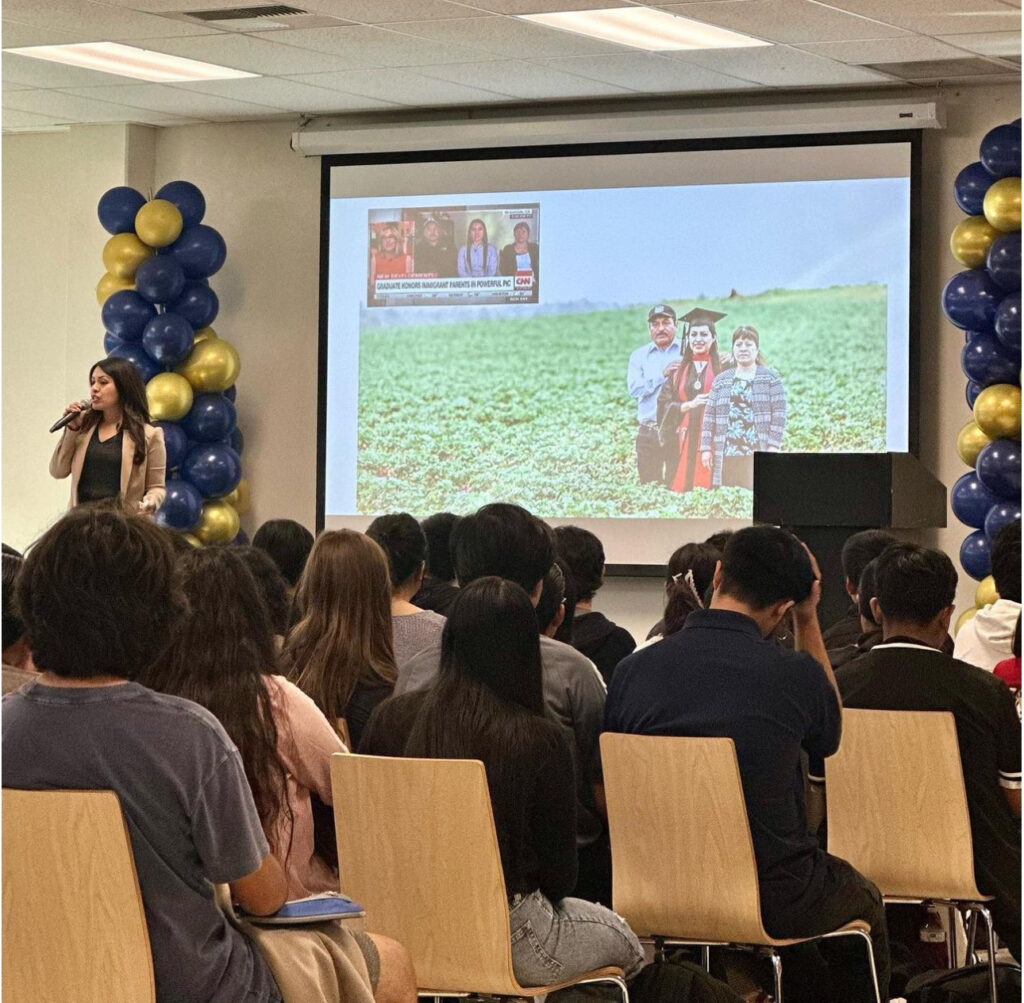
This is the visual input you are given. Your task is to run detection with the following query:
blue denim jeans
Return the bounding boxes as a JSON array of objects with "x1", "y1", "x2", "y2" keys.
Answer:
[{"x1": 509, "y1": 890, "x2": 645, "y2": 987}]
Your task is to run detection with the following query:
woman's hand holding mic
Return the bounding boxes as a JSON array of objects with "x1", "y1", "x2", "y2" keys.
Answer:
[{"x1": 62, "y1": 400, "x2": 90, "y2": 432}]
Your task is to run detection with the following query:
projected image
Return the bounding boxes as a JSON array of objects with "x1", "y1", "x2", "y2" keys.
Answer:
[
  {"x1": 367, "y1": 204, "x2": 540, "y2": 306},
  {"x1": 327, "y1": 171, "x2": 910, "y2": 522}
]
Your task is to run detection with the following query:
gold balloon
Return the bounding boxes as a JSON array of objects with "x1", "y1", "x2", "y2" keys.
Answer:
[
  {"x1": 955, "y1": 605, "x2": 979, "y2": 635},
  {"x1": 983, "y1": 176, "x2": 1022, "y2": 234},
  {"x1": 956, "y1": 420, "x2": 992, "y2": 467},
  {"x1": 146, "y1": 372, "x2": 194, "y2": 422},
  {"x1": 96, "y1": 271, "x2": 134, "y2": 305},
  {"x1": 192, "y1": 326, "x2": 218, "y2": 344},
  {"x1": 135, "y1": 199, "x2": 184, "y2": 249},
  {"x1": 223, "y1": 477, "x2": 250, "y2": 515},
  {"x1": 183, "y1": 533, "x2": 203, "y2": 549},
  {"x1": 176, "y1": 337, "x2": 241, "y2": 393},
  {"x1": 102, "y1": 232, "x2": 153, "y2": 280},
  {"x1": 975, "y1": 574, "x2": 1000, "y2": 608},
  {"x1": 949, "y1": 215, "x2": 1000, "y2": 268},
  {"x1": 973, "y1": 383, "x2": 1022, "y2": 440},
  {"x1": 194, "y1": 500, "x2": 239, "y2": 545}
]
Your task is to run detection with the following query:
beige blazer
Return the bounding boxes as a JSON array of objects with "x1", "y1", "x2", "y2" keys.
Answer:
[{"x1": 50, "y1": 422, "x2": 166, "y2": 514}]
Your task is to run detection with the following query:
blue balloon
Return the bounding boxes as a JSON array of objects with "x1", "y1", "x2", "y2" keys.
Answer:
[
  {"x1": 966, "y1": 380, "x2": 983, "y2": 408},
  {"x1": 223, "y1": 384, "x2": 237, "y2": 402},
  {"x1": 980, "y1": 122, "x2": 1022, "y2": 180},
  {"x1": 987, "y1": 233, "x2": 1021, "y2": 293},
  {"x1": 167, "y1": 224, "x2": 227, "y2": 280},
  {"x1": 103, "y1": 331, "x2": 124, "y2": 355},
  {"x1": 170, "y1": 281, "x2": 218, "y2": 330},
  {"x1": 101, "y1": 290, "x2": 156, "y2": 342},
  {"x1": 156, "y1": 479, "x2": 203, "y2": 531},
  {"x1": 229, "y1": 426, "x2": 244, "y2": 455},
  {"x1": 961, "y1": 330, "x2": 1019, "y2": 387},
  {"x1": 182, "y1": 393, "x2": 237, "y2": 443},
  {"x1": 107, "y1": 342, "x2": 161, "y2": 383},
  {"x1": 142, "y1": 313, "x2": 194, "y2": 367},
  {"x1": 157, "y1": 421, "x2": 189, "y2": 470},
  {"x1": 97, "y1": 186, "x2": 145, "y2": 235},
  {"x1": 134, "y1": 256, "x2": 186, "y2": 305},
  {"x1": 232, "y1": 529, "x2": 250, "y2": 546},
  {"x1": 960, "y1": 530, "x2": 992, "y2": 581},
  {"x1": 954, "y1": 162, "x2": 996, "y2": 215},
  {"x1": 181, "y1": 443, "x2": 242, "y2": 498},
  {"x1": 942, "y1": 269, "x2": 1003, "y2": 331},
  {"x1": 994, "y1": 292, "x2": 1022, "y2": 359},
  {"x1": 951, "y1": 471, "x2": 1002, "y2": 528},
  {"x1": 977, "y1": 438, "x2": 1022, "y2": 498},
  {"x1": 155, "y1": 180, "x2": 206, "y2": 229},
  {"x1": 985, "y1": 500, "x2": 1021, "y2": 541}
]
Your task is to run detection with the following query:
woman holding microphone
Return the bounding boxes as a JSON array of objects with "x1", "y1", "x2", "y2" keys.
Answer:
[{"x1": 50, "y1": 357, "x2": 166, "y2": 515}]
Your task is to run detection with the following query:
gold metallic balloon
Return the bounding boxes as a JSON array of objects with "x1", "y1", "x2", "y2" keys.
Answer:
[
  {"x1": 955, "y1": 605, "x2": 979, "y2": 635},
  {"x1": 135, "y1": 199, "x2": 184, "y2": 249},
  {"x1": 183, "y1": 533, "x2": 203, "y2": 549},
  {"x1": 983, "y1": 176, "x2": 1022, "y2": 234},
  {"x1": 973, "y1": 383, "x2": 1022, "y2": 440},
  {"x1": 975, "y1": 574, "x2": 1000, "y2": 608},
  {"x1": 949, "y1": 215, "x2": 1000, "y2": 268},
  {"x1": 146, "y1": 372, "x2": 194, "y2": 422},
  {"x1": 194, "y1": 500, "x2": 239, "y2": 545},
  {"x1": 956, "y1": 419, "x2": 993, "y2": 467},
  {"x1": 176, "y1": 337, "x2": 241, "y2": 393},
  {"x1": 223, "y1": 477, "x2": 250, "y2": 515},
  {"x1": 96, "y1": 271, "x2": 135, "y2": 305},
  {"x1": 102, "y1": 233, "x2": 153, "y2": 280},
  {"x1": 192, "y1": 326, "x2": 218, "y2": 344}
]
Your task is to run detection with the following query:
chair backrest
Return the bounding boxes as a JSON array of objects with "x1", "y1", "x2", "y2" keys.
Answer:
[
  {"x1": 330, "y1": 754, "x2": 519, "y2": 995},
  {"x1": 601, "y1": 732, "x2": 771, "y2": 944},
  {"x1": 826, "y1": 708, "x2": 985, "y2": 900},
  {"x1": 2, "y1": 788, "x2": 155, "y2": 1003}
]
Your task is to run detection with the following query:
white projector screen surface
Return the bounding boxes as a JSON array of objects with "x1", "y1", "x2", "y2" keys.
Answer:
[{"x1": 322, "y1": 141, "x2": 913, "y2": 566}]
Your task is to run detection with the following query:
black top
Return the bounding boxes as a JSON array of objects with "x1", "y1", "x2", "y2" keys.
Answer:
[
  {"x1": 833, "y1": 640, "x2": 1021, "y2": 899},
  {"x1": 821, "y1": 603, "x2": 860, "y2": 650},
  {"x1": 572, "y1": 611, "x2": 636, "y2": 686},
  {"x1": 343, "y1": 677, "x2": 394, "y2": 751},
  {"x1": 605, "y1": 609, "x2": 841, "y2": 925},
  {"x1": 411, "y1": 576, "x2": 460, "y2": 616},
  {"x1": 77, "y1": 427, "x2": 123, "y2": 504},
  {"x1": 413, "y1": 242, "x2": 456, "y2": 278},
  {"x1": 826, "y1": 627, "x2": 883, "y2": 671},
  {"x1": 361, "y1": 690, "x2": 579, "y2": 901}
]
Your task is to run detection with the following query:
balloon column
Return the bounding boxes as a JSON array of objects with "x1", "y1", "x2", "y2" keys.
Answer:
[
  {"x1": 945, "y1": 121, "x2": 1021, "y2": 629},
  {"x1": 96, "y1": 182, "x2": 249, "y2": 545}
]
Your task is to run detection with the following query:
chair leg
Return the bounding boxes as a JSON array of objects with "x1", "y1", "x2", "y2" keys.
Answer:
[
  {"x1": 965, "y1": 910, "x2": 980, "y2": 966},
  {"x1": 948, "y1": 904, "x2": 959, "y2": 968},
  {"x1": 853, "y1": 928, "x2": 883, "y2": 1003},
  {"x1": 976, "y1": 906, "x2": 998, "y2": 1003},
  {"x1": 700, "y1": 946, "x2": 710, "y2": 972},
  {"x1": 769, "y1": 950, "x2": 783, "y2": 1003}
]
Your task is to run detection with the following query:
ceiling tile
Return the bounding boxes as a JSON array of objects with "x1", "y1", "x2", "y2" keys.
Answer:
[
  {"x1": 537, "y1": 51, "x2": 758, "y2": 91},
  {"x1": 797, "y1": 36, "x2": 977, "y2": 64},
  {"x1": 414, "y1": 58, "x2": 635, "y2": 98},
  {"x1": 821, "y1": 0, "x2": 1023, "y2": 35},
  {"x1": 61, "y1": 81, "x2": 287, "y2": 117},
  {"x1": 667, "y1": 43, "x2": 899, "y2": 85},
  {"x1": 659, "y1": 0, "x2": 910, "y2": 44},
  {"x1": 3, "y1": 86, "x2": 186, "y2": 123},
  {"x1": 1, "y1": 17, "x2": 87, "y2": 47},
  {"x1": 937, "y1": 30, "x2": 1022, "y2": 56},
  {"x1": 456, "y1": 0, "x2": 629, "y2": 11},
  {"x1": 283, "y1": 66, "x2": 517, "y2": 105},
  {"x1": 0, "y1": 0, "x2": 218, "y2": 40},
  {"x1": 293, "y1": 0, "x2": 490, "y2": 22},
  {"x1": 173, "y1": 75, "x2": 401, "y2": 112},
  {"x1": 2, "y1": 107, "x2": 68, "y2": 128},
  {"x1": 3, "y1": 50, "x2": 160, "y2": 89}
]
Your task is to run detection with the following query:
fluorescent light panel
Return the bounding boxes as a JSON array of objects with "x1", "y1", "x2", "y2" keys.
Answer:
[
  {"x1": 4, "y1": 42, "x2": 258, "y2": 82},
  {"x1": 519, "y1": 7, "x2": 770, "y2": 51}
]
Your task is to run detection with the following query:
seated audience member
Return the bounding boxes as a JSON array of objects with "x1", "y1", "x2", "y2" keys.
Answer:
[
  {"x1": 606, "y1": 527, "x2": 889, "y2": 1003},
  {"x1": 394, "y1": 503, "x2": 611, "y2": 904},
  {"x1": 237, "y1": 545, "x2": 292, "y2": 643},
  {"x1": 826, "y1": 558, "x2": 883, "y2": 670},
  {"x1": 822, "y1": 530, "x2": 897, "y2": 649},
  {"x1": 2, "y1": 551, "x2": 35, "y2": 693},
  {"x1": 3, "y1": 509, "x2": 289, "y2": 1003},
  {"x1": 281, "y1": 530, "x2": 397, "y2": 750},
  {"x1": 994, "y1": 614, "x2": 1022, "y2": 696},
  {"x1": 253, "y1": 518, "x2": 315, "y2": 590},
  {"x1": 536, "y1": 560, "x2": 568, "y2": 638},
  {"x1": 366, "y1": 513, "x2": 446, "y2": 668},
  {"x1": 363, "y1": 577, "x2": 644, "y2": 984},
  {"x1": 554, "y1": 526, "x2": 636, "y2": 684},
  {"x1": 412, "y1": 512, "x2": 461, "y2": 614},
  {"x1": 552, "y1": 557, "x2": 578, "y2": 646},
  {"x1": 645, "y1": 541, "x2": 721, "y2": 642},
  {"x1": 954, "y1": 521, "x2": 1022, "y2": 671},
  {"x1": 834, "y1": 543, "x2": 1021, "y2": 961}
]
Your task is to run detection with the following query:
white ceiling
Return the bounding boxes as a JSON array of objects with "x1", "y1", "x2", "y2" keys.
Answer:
[{"x1": 2, "y1": 0, "x2": 1020, "y2": 131}]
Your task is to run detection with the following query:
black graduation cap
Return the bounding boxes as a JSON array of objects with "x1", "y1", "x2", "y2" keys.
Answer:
[{"x1": 679, "y1": 308, "x2": 726, "y2": 332}]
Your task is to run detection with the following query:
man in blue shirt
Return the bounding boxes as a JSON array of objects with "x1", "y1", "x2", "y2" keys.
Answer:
[
  {"x1": 626, "y1": 303, "x2": 681, "y2": 484},
  {"x1": 605, "y1": 527, "x2": 889, "y2": 1003}
]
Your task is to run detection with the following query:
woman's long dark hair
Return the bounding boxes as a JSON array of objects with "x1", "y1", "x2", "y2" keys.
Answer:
[
  {"x1": 81, "y1": 357, "x2": 152, "y2": 465},
  {"x1": 137, "y1": 547, "x2": 292, "y2": 850},
  {"x1": 461, "y1": 218, "x2": 490, "y2": 273},
  {"x1": 662, "y1": 541, "x2": 721, "y2": 636}
]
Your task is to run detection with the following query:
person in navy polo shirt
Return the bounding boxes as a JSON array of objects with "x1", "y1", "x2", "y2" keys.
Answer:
[{"x1": 605, "y1": 526, "x2": 889, "y2": 1003}]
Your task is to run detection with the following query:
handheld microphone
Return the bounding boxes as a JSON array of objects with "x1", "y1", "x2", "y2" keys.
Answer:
[{"x1": 50, "y1": 400, "x2": 92, "y2": 434}]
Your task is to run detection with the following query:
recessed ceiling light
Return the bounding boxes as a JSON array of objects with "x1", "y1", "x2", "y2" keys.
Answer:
[
  {"x1": 518, "y1": 7, "x2": 770, "y2": 51},
  {"x1": 4, "y1": 42, "x2": 259, "y2": 82}
]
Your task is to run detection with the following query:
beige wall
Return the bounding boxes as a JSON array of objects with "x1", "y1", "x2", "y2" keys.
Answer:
[{"x1": 3, "y1": 82, "x2": 1019, "y2": 627}]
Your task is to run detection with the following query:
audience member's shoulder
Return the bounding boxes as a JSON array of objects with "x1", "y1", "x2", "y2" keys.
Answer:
[
  {"x1": 539, "y1": 635, "x2": 605, "y2": 687},
  {"x1": 359, "y1": 689, "x2": 427, "y2": 755},
  {"x1": 131, "y1": 683, "x2": 241, "y2": 745},
  {"x1": 395, "y1": 641, "x2": 442, "y2": 694}
]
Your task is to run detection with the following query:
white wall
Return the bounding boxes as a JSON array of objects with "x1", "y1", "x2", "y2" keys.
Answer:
[{"x1": 3, "y1": 82, "x2": 1019, "y2": 629}]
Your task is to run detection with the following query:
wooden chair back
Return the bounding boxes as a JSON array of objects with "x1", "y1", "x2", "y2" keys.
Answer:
[
  {"x1": 601, "y1": 732, "x2": 771, "y2": 944},
  {"x1": 826, "y1": 709, "x2": 985, "y2": 900},
  {"x1": 2, "y1": 788, "x2": 155, "y2": 1003},
  {"x1": 330, "y1": 754, "x2": 517, "y2": 995}
]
